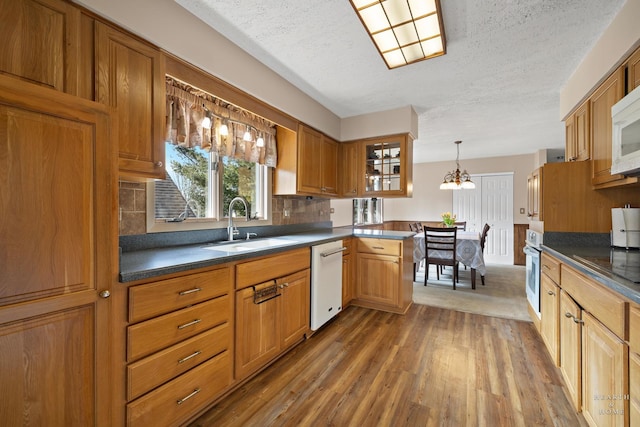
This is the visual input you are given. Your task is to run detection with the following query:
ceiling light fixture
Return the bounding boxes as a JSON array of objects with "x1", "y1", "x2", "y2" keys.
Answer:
[
  {"x1": 349, "y1": 0, "x2": 446, "y2": 69},
  {"x1": 440, "y1": 140, "x2": 475, "y2": 190}
]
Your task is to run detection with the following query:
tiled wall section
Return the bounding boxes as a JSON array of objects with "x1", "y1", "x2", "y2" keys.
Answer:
[{"x1": 118, "y1": 180, "x2": 332, "y2": 236}]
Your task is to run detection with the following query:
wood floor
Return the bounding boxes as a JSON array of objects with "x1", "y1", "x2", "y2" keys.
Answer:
[{"x1": 190, "y1": 305, "x2": 586, "y2": 427}]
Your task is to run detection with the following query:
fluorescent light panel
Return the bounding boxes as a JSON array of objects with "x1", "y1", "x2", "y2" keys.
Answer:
[{"x1": 350, "y1": 0, "x2": 446, "y2": 69}]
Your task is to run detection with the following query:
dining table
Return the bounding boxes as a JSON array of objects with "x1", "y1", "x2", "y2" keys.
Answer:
[{"x1": 413, "y1": 231, "x2": 487, "y2": 289}]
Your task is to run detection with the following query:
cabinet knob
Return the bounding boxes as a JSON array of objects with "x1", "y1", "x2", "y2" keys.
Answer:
[
  {"x1": 547, "y1": 290, "x2": 555, "y2": 296},
  {"x1": 155, "y1": 161, "x2": 163, "y2": 167},
  {"x1": 99, "y1": 290, "x2": 111, "y2": 299}
]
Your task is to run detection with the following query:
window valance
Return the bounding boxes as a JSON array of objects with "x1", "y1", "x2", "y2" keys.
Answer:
[{"x1": 165, "y1": 77, "x2": 277, "y2": 167}]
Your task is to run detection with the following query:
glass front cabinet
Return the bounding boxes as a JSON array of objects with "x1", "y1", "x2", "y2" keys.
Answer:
[{"x1": 360, "y1": 134, "x2": 413, "y2": 197}]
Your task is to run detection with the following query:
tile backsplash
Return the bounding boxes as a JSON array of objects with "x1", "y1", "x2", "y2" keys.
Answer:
[{"x1": 118, "y1": 180, "x2": 331, "y2": 236}]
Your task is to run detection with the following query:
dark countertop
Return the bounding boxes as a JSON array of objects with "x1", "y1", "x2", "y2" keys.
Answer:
[
  {"x1": 120, "y1": 228, "x2": 415, "y2": 283},
  {"x1": 542, "y1": 244, "x2": 640, "y2": 304}
]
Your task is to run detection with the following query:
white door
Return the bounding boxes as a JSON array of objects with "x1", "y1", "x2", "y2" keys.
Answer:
[{"x1": 453, "y1": 173, "x2": 514, "y2": 264}]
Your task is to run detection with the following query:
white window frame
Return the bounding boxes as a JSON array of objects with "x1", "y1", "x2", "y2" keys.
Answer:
[{"x1": 146, "y1": 151, "x2": 272, "y2": 234}]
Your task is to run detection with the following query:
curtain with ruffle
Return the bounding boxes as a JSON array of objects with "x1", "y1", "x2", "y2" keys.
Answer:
[{"x1": 165, "y1": 77, "x2": 277, "y2": 167}]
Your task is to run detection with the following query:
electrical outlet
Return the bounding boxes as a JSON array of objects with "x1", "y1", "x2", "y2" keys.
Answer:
[
  {"x1": 283, "y1": 209, "x2": 290, "y2": 218},
  {"x1": 520, "y1": 208, "x2": 525, "y2": 214},
  {"x1": 330, "y1": 208, "x2": 335, "y2": 214}
]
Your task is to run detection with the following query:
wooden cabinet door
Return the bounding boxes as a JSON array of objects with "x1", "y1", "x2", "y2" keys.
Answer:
[
  {"x1": 527, "y1": 168, "x2": 541, "y2": 220},
  {"x1": 565, "y1": 113, "x2": 576, "y2": 161},
  {"x1": 95, "y1": 22, "x2": 165, "y2": 179},
  {"x1": 582, "y1": 311, "x2": 628, "y2": 426},
  {"x1": 630, "y1": 351, "x2": 640, "y2": 427},
  {"x1": 340, "y1": 142, "x2": 359, "y2": 197},
  {"x1": 321, "y1": 135, "x2": 339, "y2": 196},
  {"x1": 540, "y1": 275, "x2": 559, "y2": 365},
  {"x1": 575, "y1": 102, "x2": 591, "y2": 161},
  {"x1": 0, "y1": 0, "x2": 81, "y2": 95},
  {"x1": 356, "y1": 253, "x2": 400, "y2": 307},
  {"x1": 0, "y1": 76, "x2": 114, "y2": 425},
  {"x1": 591, "y1": 67, "x2": 625, "y2": 186},
  {"x1": 627, "y1": 46, "x2": 640, "y2": 93},
  {"x1": 279, "y1": 269, "x2": 310, "y2": 350},
  {"x1": 297, "y1": 124, "x2": 323, "y2": 194},
  {"x1": 235, "y1": 282, "x2": 280, "y2": 380},
  {"x1": 342, "y1": 252, "x2": 354, "y2": 307},
  {"x1": 559, "y1": 290, "x2": 582, "y2": 411}
]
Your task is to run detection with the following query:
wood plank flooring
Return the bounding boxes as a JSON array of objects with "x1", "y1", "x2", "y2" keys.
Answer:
[{"x1": 190, "y1": 305, "x2": 586, "y2": 427}]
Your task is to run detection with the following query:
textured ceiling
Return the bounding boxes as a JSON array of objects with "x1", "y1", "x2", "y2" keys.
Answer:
[{"x1": 175, "y1": 0, "x2": 626, "y2": 163}]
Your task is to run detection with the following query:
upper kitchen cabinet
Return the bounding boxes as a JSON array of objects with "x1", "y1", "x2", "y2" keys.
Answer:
[
  {"x1": 590, "y1": 67, "x2": 630, "y2": 188},
  {"x1": 627, "y1": 45, "x2": 640, "y2": 93},
  {"x1": 0, "y1": 0, "x2": 82, "y2": 95},
  {"x1": 360, "y1": 134, "x2": 413, "y2": 197},
  {"x1": 274, "y1": 124, "x2": 338, "y2": 197},
  {"x1": 565, "y1": 100, "x2": 590, "y2": 162},
  {"x1": 95, "y1": 22, "x2": 166, "y2": 179},
  {"x1": 340, "y1": 141, "x2": 359, "y2": 197}
]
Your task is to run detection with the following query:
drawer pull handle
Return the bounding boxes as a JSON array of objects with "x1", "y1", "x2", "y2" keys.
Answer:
[
  {"x1": 179, "y1": 287, "x2": 202, "y2": 296},
  {"x1": 178, "y1": 350, "x2": 201, "y2": 364},
  {"x1": 542, "y1": 265, "x2": 551, "y2": 270},
  {"x1": 372, "y1": 246, "x2": 385, "y2": 249},
  {"x1": 564, "y1": 312, "x2": 584, "y2": 324},
  {"x1": 176, "y1": 388, "x2": 200, "y2": 405},
  {"x1": 547, "y1": 290, "x2": 555, "y2": 296},
  {"x1": 177, "y1": 319, "x2": 201, "y2": 330}
]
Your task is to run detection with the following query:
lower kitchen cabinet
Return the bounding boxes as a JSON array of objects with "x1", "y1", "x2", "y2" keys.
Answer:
[
  {"x1": 353, "y1": 237, "x2": 413, "y2": 314},
  {"x1": 234, "y1": 248, "x2": 311, "y2": 381},
  {"x1": 540, "y1": 274, "x2": 560, "y2": 365},
  {"x1": 631, "y1": 305, "x2": 640, "y2": 426},
  {"x1": 125, "y1": 265, "x2": 233, "y2": 426},
  {"x1": 342, "y1": 238, "x2": 355, "y2": 308},
  {"x1": 582, "y1": 311, "x2": 628, "y2": 426}
]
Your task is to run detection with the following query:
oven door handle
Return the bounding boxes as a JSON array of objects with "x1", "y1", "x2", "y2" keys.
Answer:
[{"x1": 523, "y1": 246, "x2": 541, "y2": 256}]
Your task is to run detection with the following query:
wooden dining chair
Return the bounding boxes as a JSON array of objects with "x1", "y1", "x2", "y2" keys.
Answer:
[
  {"x1": 424, "y1": 226, "x2": 459, "y2": 289},
  {"x1": 479, "y1": 223, "x2": 490, "y2": 286}
]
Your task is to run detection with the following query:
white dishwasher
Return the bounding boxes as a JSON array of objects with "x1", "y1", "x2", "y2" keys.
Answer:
[{"x1": 310, "y1": 240, "x2": 345, "y2": 331}]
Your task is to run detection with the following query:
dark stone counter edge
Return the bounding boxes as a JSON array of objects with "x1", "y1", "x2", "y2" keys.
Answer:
[
  {"x1": 119, "y1": 228, "x2": 415, "y2": 283},
  {"x1": 542, "y1": 245, "x2": 640, "y2": 305}
]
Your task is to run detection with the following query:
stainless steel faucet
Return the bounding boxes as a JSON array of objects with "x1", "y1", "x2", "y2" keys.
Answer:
[{"x1": 227, "y1": 196, "x2": 250, "y2": 241}]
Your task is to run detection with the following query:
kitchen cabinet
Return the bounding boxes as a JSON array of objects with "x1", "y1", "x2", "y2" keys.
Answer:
[
  {"x1": 526, "y1": 167, "x2": 541, "y2": 220},
  {"x1": 582, "y1": 311, "x2": 628, "y2": 427},
  {"x1": 235, "y1": 248, "x2": 310, "y2": 380},
  {"x1": 95, "y1": 21, "x2": 166, "y2": 179},
  {"x1": 359, "y1": 134, "x2": 413, "y2": 197},
  {"x1": 559, "y1": 289, "x2": 582, "y2": 411},
  {"x1": 558, "y1": 262, "x2": 629, "y2": 426},
  {"x1": 274, "y1": 124, "x2": 338, "y2": 197},
  {"x1": 591, "y1": 67, "x2": 627, "y2": 188},
  {"x1": 353, "y1": 238, "x2": 413, "y2": 314},
  {"x1": 0, "y1": 0, "x2": 82, "y2": 96},
  {"x1": 629, "y1": 305, "x2": 640, "y2": 426},
  {"x1": 626, "y1": 46, "x2": 640, "y2": 94},
  {"x1": 340, "y1": 141, "x2": 360, "y2": 197},
  {"x1": 565, "y1": 100, "x2": 590, "y2": 162},
  {"x1": 540, "y1": 273, "x2": 560, "y2": 365},
  {"x1": 342, "y1": 238, "x2": 355, "y2": 308},
  {"x1": 125, "y1": 266, "x2": 233, "y2": 427},
  {"x1": 0, "y1": 76, "x2": 114, "y2": 425}
]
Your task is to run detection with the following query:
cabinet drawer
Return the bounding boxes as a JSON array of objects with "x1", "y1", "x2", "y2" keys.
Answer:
[
  {"x1": 127, "y1": 323, "x2": 230, "y2": 401},
  {"x1": 357, "y1": 238, "x2": 401, "y2": 256},
  {"x1": 127, "y1": 351, "x2": 232, "y2": 427},
  {"x1": 129, "y1": 267, "x2": 231, "y2": 323},
  {"x1": 560, "y1": 265, "x2": 627, "y2": 339},
  {"x1": 128, "y1": 296, "x2": 229, "y2": 361},
  {"x1": 541, "y1": 253, "x2": 560, "y2": 283},
  {"x1": 630, "y1": 305, "x2": 640, "y2": 352},
  {"x1": 236, "y1": 247, "x2": 310, "y2": 289}
]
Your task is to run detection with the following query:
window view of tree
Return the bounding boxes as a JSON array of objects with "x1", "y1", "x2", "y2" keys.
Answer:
[{"x1": 155, "y1": 143, "x2": 264, "y2": 222}]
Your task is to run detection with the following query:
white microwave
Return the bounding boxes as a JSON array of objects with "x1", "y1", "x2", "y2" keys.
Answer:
[{"x1": 611, "y1": 85, "x2": 640, "y2": 175}]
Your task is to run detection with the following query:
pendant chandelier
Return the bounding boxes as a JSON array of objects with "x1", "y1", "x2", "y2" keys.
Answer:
[{"x1": 440, "y1": 140, "x2": 475, "y2": 190}]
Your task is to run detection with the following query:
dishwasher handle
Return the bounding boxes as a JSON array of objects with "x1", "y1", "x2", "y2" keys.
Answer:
[{"x1": 320, "y1": 247, "x2": 347, "y2": 257}]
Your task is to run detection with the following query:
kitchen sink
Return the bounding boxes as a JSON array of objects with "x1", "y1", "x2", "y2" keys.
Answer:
[{"x1": 203, "y1": 238, "x2": 300, "y2": 253}]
